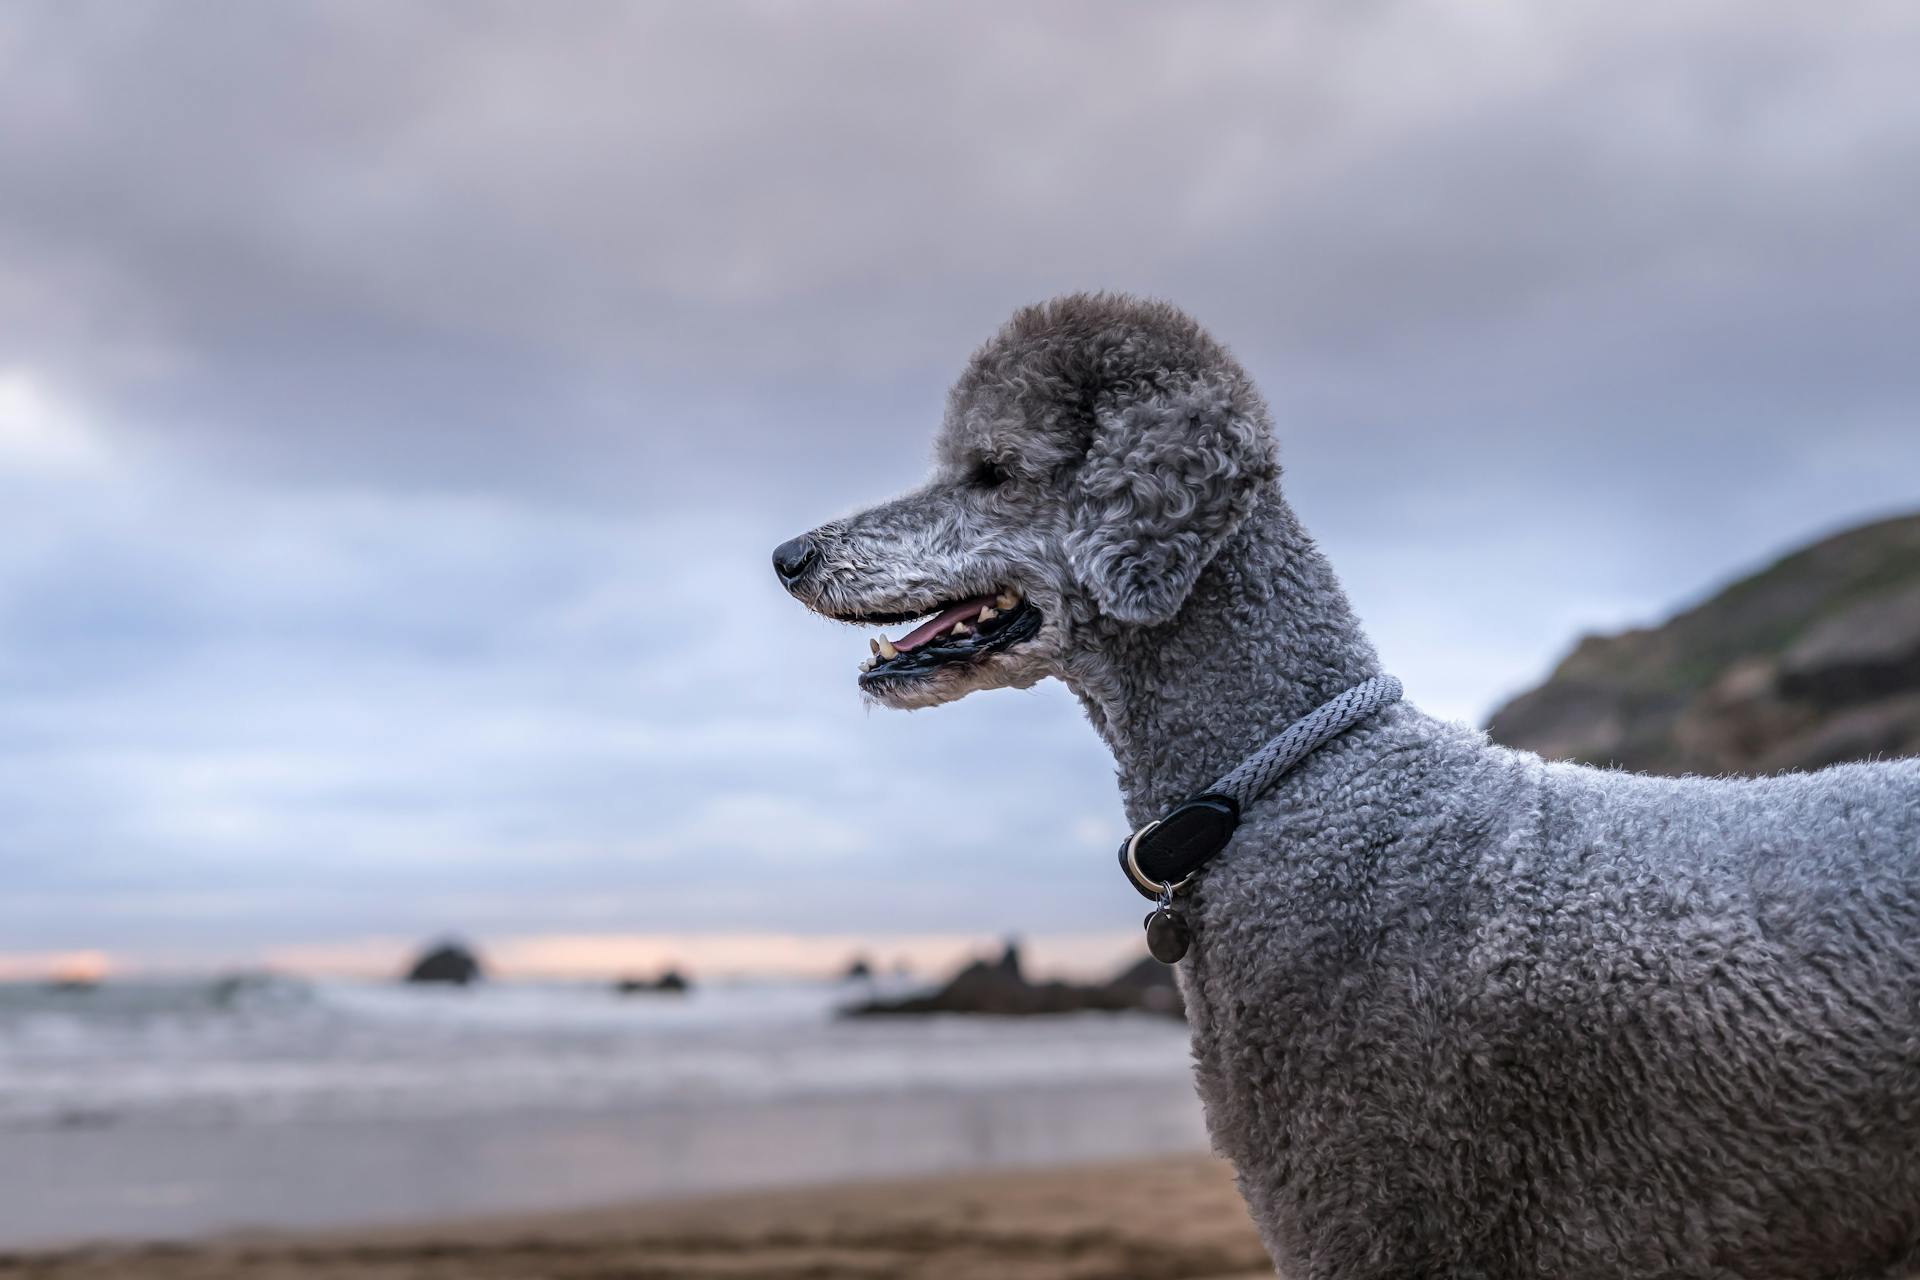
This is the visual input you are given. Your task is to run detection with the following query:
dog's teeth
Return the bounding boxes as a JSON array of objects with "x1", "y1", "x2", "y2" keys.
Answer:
[
  {"x1": 995, "y1": 591, "x2": 1018, "y2": 610},
  {"x1": 877, "y1": 638, "x2": 898, "y2": 660},
  {"x1": 950, "y1": 622, "x2": 971, "y2": 637},
  {"x1": 869, "y1": 638, "x2": 881, "y2": 657},
  {"x1": 977, "y1": 606, "x2": 998, "y2": 622},
  {"x1": 860, "y1": 659, "x2": 874, "y2": 672}
]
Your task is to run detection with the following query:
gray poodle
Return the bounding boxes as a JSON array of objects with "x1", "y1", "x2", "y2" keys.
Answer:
[{"x1": 773, "y1": 293, "x2": 1920, "y2": 1279}]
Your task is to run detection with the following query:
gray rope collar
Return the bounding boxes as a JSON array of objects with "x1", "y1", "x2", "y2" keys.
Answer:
[
  {"x1": 1206, "y1": 673, "x2": 1405, "y2": 812},
  {"x1": 1117, "y1": 674, "x2": 1403, "y2": 962}
]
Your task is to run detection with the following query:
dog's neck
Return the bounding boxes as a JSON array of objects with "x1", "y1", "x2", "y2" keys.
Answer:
[{"x1": 1062, "y1": 490, "x2": 1382, "y2": 823}]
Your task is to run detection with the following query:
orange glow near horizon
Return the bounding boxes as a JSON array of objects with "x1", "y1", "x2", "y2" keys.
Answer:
[
  {"x1": 0, "y1": 931, "x2": 1148, "y2": 985},
  {"x1": 266, "y1": 929, "x2": 1147, "y2": 983},
  {"x1": 0, "y1": 949, "x2": 114, "y2": 984}
]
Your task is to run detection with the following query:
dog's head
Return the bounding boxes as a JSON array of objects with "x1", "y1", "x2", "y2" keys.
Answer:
[{"x1": 774, "y1": 293, "x2": 1278, "y2": 710}]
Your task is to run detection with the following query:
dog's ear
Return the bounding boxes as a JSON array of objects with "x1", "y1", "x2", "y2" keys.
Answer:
[{"x1": 1066, "y1": 376, "x2": 1275, "y2": 626}]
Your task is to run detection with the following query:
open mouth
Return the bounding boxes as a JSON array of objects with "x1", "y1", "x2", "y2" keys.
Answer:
[{"x1": 851, "y1": 589, "x2": 1043, "y2": 690}]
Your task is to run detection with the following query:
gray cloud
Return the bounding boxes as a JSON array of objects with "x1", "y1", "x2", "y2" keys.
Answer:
[{"x1": 1, "y1": 1, "x2": 1917, "y2": 965}]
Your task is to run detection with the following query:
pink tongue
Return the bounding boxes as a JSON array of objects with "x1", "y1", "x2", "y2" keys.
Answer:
[{"x1": 895, "y1": 594, "x2": 999, "y2": 651}]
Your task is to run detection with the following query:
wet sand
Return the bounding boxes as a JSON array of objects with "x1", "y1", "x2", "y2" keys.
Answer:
[
  {"x1": 0, "y1": 1153, "x2": 1271, "y2": 1280},
  {"x1": 0, "y1": 1080, "x2": 1210, "y2": 1248}
]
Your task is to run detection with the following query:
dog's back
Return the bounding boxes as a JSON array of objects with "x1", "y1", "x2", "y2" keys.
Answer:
[{"x1": 1186, "y1": 715, "x2": 1920, "y2": 1278}]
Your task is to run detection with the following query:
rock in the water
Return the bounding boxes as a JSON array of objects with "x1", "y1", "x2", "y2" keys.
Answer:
[
  {"x1": 403, "y1": 941, "x2": 483, "y2": 985},
  {"x1": 615, "y1": 969, "x2": 692, "y2": 995},
  {"x1": 1488, "y1": 512, "x2": 1920, "y2": 775},
  {"x1": 850, "y1": 942, "x2": 1183, "y2": 1018},
  {"x1": 991, "y1": 939, "x2": 1023, "y2": 982},
  {"x1": 842, "y1": 955, "x2": 874, "y2": 980}
]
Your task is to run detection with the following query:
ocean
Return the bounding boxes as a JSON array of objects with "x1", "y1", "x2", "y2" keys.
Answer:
[{"x1": 0, "y1": 974, "x2": 1206, "y2": 1248}]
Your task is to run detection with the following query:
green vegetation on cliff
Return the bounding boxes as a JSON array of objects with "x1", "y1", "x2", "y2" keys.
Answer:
[{"x1": 1486, "y1": 513, "x2": 1920, "y2": 775}]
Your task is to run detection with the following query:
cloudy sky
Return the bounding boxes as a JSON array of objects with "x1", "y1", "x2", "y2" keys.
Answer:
[{"x1": 2, "y1": 2, "x2": 1917, "y2": 978}]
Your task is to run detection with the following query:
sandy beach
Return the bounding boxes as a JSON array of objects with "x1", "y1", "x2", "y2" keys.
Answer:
[{"x1": 0, "y1": 1154, "x2": 1270, "y2": 1280}]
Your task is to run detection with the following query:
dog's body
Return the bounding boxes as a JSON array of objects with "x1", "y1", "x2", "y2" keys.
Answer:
[{"x1": 778, "y1": 294, "x2": 1920, "y2": 1278}]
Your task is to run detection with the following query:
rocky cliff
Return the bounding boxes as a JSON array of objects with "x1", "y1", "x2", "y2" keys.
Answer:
[{"x1": 1486, "y1": 512, "x2": 1920, "y2": 775}]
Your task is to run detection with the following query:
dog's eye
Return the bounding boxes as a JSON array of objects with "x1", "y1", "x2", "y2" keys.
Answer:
[{"x1": 970, "y1": 459, "x2": 1008, "y2": 490}]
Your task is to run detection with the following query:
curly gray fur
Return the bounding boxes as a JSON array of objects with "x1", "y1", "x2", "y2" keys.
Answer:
[{"x1": 779, "y1": 293, "x2": 1920, "y2": 1278}]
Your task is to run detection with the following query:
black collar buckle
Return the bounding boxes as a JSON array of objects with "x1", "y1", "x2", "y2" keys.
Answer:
[{"x1": 1116, "y1": 793, "x2": 1241, "y2": 901}]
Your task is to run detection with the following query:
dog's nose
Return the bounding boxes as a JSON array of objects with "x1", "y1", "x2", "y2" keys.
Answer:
[{"x1": 771, "y1": 535, "x2": 819, "y2": 586}]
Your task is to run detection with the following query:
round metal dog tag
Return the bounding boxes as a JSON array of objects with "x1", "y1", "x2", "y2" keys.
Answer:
[{"x1": 1144, "y1": 907, "x2": 1192, "y2": 964}]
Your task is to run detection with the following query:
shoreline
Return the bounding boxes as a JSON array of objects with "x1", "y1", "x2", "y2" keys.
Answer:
[{"x1": 0, "y1": 1153, "x2": 1269, "y2": 1279}]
